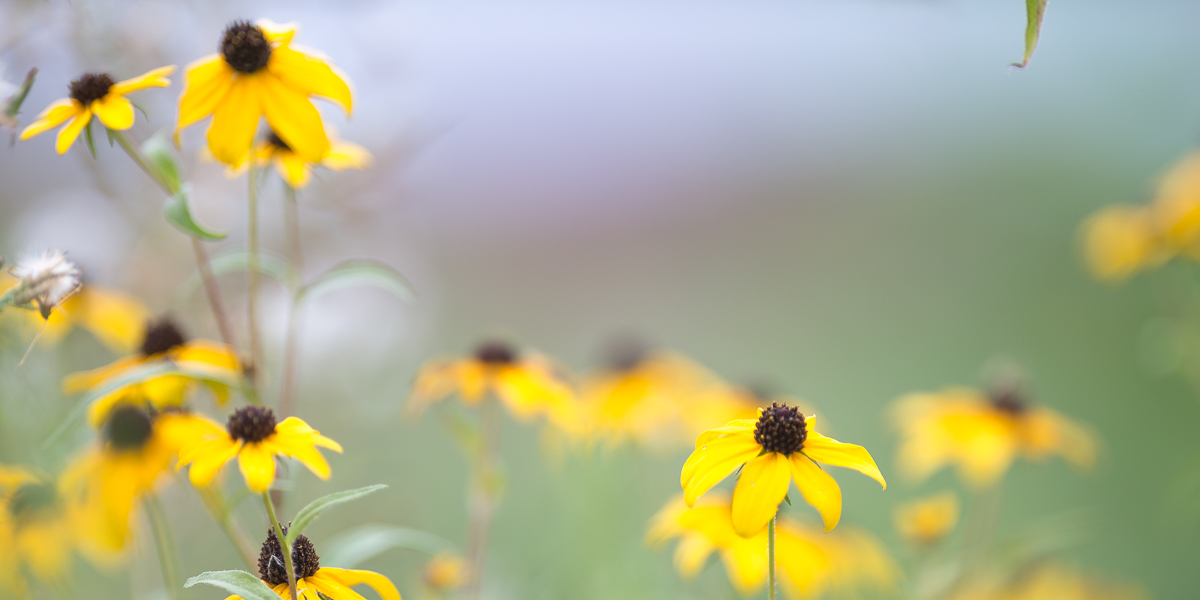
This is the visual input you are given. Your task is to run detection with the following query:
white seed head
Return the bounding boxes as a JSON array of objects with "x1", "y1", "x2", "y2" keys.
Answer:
[{"x1": 9, "y1": 250, "x2": 82, "y2": 317}]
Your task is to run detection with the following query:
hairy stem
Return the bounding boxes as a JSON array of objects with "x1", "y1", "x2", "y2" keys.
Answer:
[
  {"x1": 767, "y1": 513, "x2": 777, "y2": 600},
  {"x1": 144, "y1": 494, "x2": 182, "y2": 600},
  {"x1": 262, "y1": 492, "x2": 299, "y2": 600}
]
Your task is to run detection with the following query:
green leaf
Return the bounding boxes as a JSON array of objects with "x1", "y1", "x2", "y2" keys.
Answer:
[
  {"x1": 164, "y1": 185, "x2": 228, "y2": 241},
  {"x1": 1013, "y1": 0, "x2": 1048, "y2": 68},
  {"x1": 83, "y1": 120, "x2": 97, "y2": 159},
  {"x1": 286, "y1": 485, "x2": 388, "y2": 545},
  {"x1": 177, "y1": 251, "x2": 289, "y2": 300},
  {"x1": 321, "y1": 524, "x2": 455, "y2": 569},
  {"x1": 297, "y1": 260, "x2": 415, "y2": 305},
  {"x1": 3, "y1": 68, "x2": 36, "y2": 119},
  {"x1": 184, "y1": 570, "x2": 279, "y2": 600},
  {"x1": 142, "y1": 135, "x2": 182, "y2": 194}
]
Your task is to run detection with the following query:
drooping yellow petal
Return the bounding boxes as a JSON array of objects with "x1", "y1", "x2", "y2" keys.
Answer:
[
  {"x1": 790, "y1": 453, "x2": 842, "y2": 532},
  {"x1": 181, "y1": 437, "x2": 241, "y2": 487},
  {"x1": 802, "y1": 423, "x2": 886, "y2": 488},
  {"x1": 258, "y1": 72, "x2": 329, "y2": 162},
  {"x1": 275, "y1": 151, "x2": 311, "y2": 188},
  {"x1": 175, "y1": 340, "x2": 241, "y2": 372},
  {"x1": 237, "y1": 442, "x2": 277, "y2": 492},
  {"x1": 775, "y1": 524, "x2": 833, "y2": 597},
  {"x1": 19, "y1": 99, "x2": 80, "y2": 140},
  {"x1": 177, "y1": 55, "x2": 234, "y2": 131},
  {"x1": 406, "y1": 360, "x2": 463, "y2": 413},
  {"x1": 680, "y1": 430, "x2": 760, "y2": 506},
  {"x1": 256, "y1": 19, "x2": 298, "y2": 46},
  {"x1": 64, "y1": 354, "x2": 147, "y2": 395},
  {"x1": 693, "y1": 419, "x2": 757, "y2": 450},
  {"x1": 268, "y1": 45, "x2": 353, "y2": 115},
  {"x1": 275, "y1": 417, "x2": 343, "y2": 452},
  {"x1": 730, "y1": 452, "x2": 791, "y2": 537},
  {"x1": 263, "y1": 433, "x2": 332, "y2": 480},
  {"x1": 316, "y1": 568, "x2": 402, "y2": 600},
  {"x1": 91, "y1": 94, "x2": 135, "y2": 130},
  {"x1": 321, "y1": 139, "x2": 372, "y2": 171},
  {"x1": 111, "y1": 65, "x2": 176, "y2": 95},
  {"x1": 55, "y1": 110, "x2": 91, "y2": 155},
  {"x1": 206, "y1": 75, "x2": 262, "y2": 165},
  {"x1": 673, "y1": 534, "x2": 716, "y2": 579},
  {"x1": 77, "y1": 287, "x2": 151, "y2": 353}
]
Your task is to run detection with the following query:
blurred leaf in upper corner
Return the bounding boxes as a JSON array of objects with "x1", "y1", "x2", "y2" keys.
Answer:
[
  {"x1": 1, "y1": 67, "x2": 36, "y2": 129},
  {"x1": 1013, "y1": 0, "x2": 1049, "y2": 68}
]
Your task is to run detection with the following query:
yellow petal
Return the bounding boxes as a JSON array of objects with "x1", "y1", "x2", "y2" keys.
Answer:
[
  {"x1": 790, "y1": 453, "x2": 842, "y2": 531},
  {"x1": 19, "y1": 99, "x2": 80, "y2": 140},
  {"x1": 309, "y1": 575, "x2": 369, "y2": 600},
  {"x1": 256, "y1": 19, "x2": 298, "y2": 46},
  {"x1": 673, "y1": 534, "x2": 716, "y2": 579},
  {"x1": 802, "y1": 431, "x2": 886, "y2": 489},
  {"x1": 92, "y1": 94, "x2": 135, "y2": 130},
  {"x1": 237, "y1": 443, "x2": 277, "y2": 492},
  {"x1": 680, "y1": 431, "x2": 759, "y2": 506},
  {"x1": 55, "y1": 110, "x2": 91, "y2": 155},
  {"x1": 321, "y1": 140, "x2": 372, "y2": 171},
  {"x1": 258, "y1": 72, "x2": 329, "y2": 162},
  {"x1": 693, "y1": 419, "x2": 757, "y2": 450},
  {"x1": 275, "y1": 152, "x2": 311, "y2": 188},
  {"x1": 77, "y1": 287, "x2": 151, "y2": 353},
  {"x1": 182, "y1": 437, "x2": 241, "y2": 488},
  {"x1": 317, "y1": 568, "x2": 401, "y2": 600},
  {"x1": 206, "y1": 75, "x2": 262, "y2": 165},
  {"x1": 111, "y1": 65, "x2": 176, "y2": 95},
  {"x1": 730, "y1": 452, "x2": 791, "y2": 537},
  {"x1": 268, "y1": 45, "x2": 353, "y2": 115},
  {"x1": 175, "y1": 340, "x2": 241, "y2": 371},
  {"x1": 64, "y1": 354, "x2": 147, "y2": 394},
  {"x1": 178, "y1": 56, "x2": 234, "y2": 131},
  {"x1": 263, "y1": 433, "x2": 332, "y2": 480}
]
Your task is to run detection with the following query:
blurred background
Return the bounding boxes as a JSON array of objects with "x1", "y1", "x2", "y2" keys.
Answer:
[{"x1": 2, "y1": 0, "x2": 1199, "y2": 598}]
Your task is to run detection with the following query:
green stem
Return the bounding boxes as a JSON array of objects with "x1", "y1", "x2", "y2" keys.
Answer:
[
  {"x1": 247, "y1": 166, "x2": 263, "y2": 389},
  {"x1": 279, "y1": 184, "x2": 303, "y2": 418},
  {"x1": 767, "y1": 513, "x2": 777, "y2": 600},
  {"x1": 144, "y1": 494, "x2": 182, "y2": 600},
  {"x1": 461, "y1": 399, "x2": 501, "y2": 600},
  {"x1": 262, "y1": 492, "x2": 299, "y2": 600}
]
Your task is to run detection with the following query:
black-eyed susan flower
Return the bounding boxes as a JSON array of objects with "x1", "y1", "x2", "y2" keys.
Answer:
[
  {"x1": 224, "y1": 527, "x2": 400, "y2": 600},
  {"x1": 254, "y1": 129, "x2": 371, "y2": 189},
  {"x1": 682, "y1": 403, "x2": 885, "y2": 536},
  {"x1": 423, "y1": 552, "x2": 465, "y2": 593},
  {"x1": 176, "y1": 406, "x2": 341, "y2": 493},
  {"x1": 5, "y1": 281, "x2": 149, "y2": 352},
  {"x1": 0, "y1": 468, "x2": 87, "y2": 582},
  {"x1": 66, "y1": 406, "x2": 223, "y2": 551},
  {"x1": 176, "y1": 20, "x2": 352, "y2": 166},
  {"x1": 1079, "y1": 205, "x2": 1166, "y2": 282},
  {"x1": 62, "y1": 317, "x2": 241, "y2": 427},
  {"x1": 892, "y1": 386, "x2": 1096, "y2": 488},
  {"x1": 19, "y1": 67, "x2": 174, "y2": 154},
  {"x1": 408, "y1": 340, "x2": 574, "y2": 422},
  {"x1": 893, "y1": 492, "x2": 959, "y2": 546}
]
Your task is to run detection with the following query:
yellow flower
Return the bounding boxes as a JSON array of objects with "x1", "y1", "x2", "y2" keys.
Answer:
[
  {"x1": 176, "y1": 19, "x2": 352, "y2": 166},
  {"x1": 0, "y1": 468, "x2": 85, "y2": 582},
  {"x1": 1151, "y1": 151, "x2": 1200, "y2": 256},
  {"x1": 226, "y1": 528, "x2": 400, "y2": 600},
  {"x1": 423, "y1": 552, "x2": 465, "y2": 592},
  {"x1": 681, "y1": 403, "x2": 885, "y2": 536},
  {"x1": 0, "y1": 274, "x2": 150, "y2": 353},
  {"x1": 62, "y1": 317, "x2": 241, "y2": 427},
  {"x1": 255, "y1": 129, "x2": 372, "y2": 188},
  {"x1": 19, "y1": 66, "x2": 174, "y2": 154},
  {"x1": 1079, "y1": 205, "x2": 1166, "y2": 282},
  {"x1": 893, "y1": 492, "x2": 959, "y2": 545},
  {"x1": 648, "y1": 493, "x2": 896, "y2": 599},
  {"x1": 65, "y1": 407, "x2": 222, "y2": 552},
  {"x1": 893, "y1": 386, "x2": 1096, "y2": 488},
  {"x1": 952, "y1": 563, "x2": 1148, "y2": 600},
  {"x1": 407, "y1": 340, "x2": 574, "y2": 422},
  {"x1": 176, "y1": 407, "x2": 341, "y2": 493}
]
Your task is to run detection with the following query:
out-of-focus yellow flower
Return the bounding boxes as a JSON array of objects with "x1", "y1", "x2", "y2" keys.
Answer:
[
  {"x1": 1151, "y1": 151, "x2": 1200, "y2": 256},
  {"x1": 423, "y1": 552, "x2": 465, "y2": 592},
  {"x1": 19, "y1": 66, "x2": 174, "y2": 154},
  {"x1": 66, "y1": 407, "x2": 222, "y2": 551},
  {"x1": 407, "y1": 340, "x2": 574, "y2": 422},
  {"x1": 255, "y1": 129, "x2": 372, "y2": 188},
  {"x1": 176, "y1": 407, "x2": 341, "y2": 493},
  {"x1": 893, "y1": 492, "x2": 959, "y2": 545},
  {"x1": 1079, "y1": 205, "x2": 1166, "y2": 282},
  {"x1": 225, "y1": 528, "x2": 400, "y2": 600},
  {"x1": 952, "y1": 563, "x2": 1148, "y2": 600},
  {"x1": 176, "y1": 19, "x2": 352, "y2": 166},
  {"x1": 682, "y1": 404, "x2": 885, "y2": 536},
  {"x1": 683, "y1": 385, "x2": 816, "y2": 444},
  {"x1": 0, "y1": 468, "x2": 85, "y2": 582},
  {"x1": 647, "y1": 493, "x2": 896, "y2": 599},
  {"x1": 0, "y1": 274, "x2": 150, "y2": 353},
  {"x1": 62, "y1": 317, "x2": 241, "y2": 427},
  {"x1": 893, "y1": 386, "x2": 1096, "y2": 488}
]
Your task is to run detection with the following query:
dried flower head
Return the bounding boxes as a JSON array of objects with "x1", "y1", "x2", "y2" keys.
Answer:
[{"x1": 7, "y1": 250, "x2": 82, "y2": 318}]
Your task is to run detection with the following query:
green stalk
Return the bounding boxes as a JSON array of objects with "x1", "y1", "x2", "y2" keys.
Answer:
[
  {"x1": 279, "y1": 184, "x2": 303, "y2": 418},
  {"x1": 461, "y1": 398, "x2": 501, "y2": 600},
  {"x1": 767, "y1": 513, "x2": 777, "y2": 600},
  {"x1": 247, "y1": 166, "x2": 263, "y2": 389},
  {"x1": 262, "y1": 492, "x2": 299, "y2": 600},
  {"x1": 144, "y1": 494, "x2": 182, "y2": 600}
]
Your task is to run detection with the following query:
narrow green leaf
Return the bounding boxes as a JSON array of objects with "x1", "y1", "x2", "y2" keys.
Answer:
[
  {"x1": 176, "y1": 251, "x2": 289, "y2": 301},
  {"x1": 164, "y1": 185, "x2": 228, "y2": 241},
  {"x1": 321, "y1": 524, "x2": 455, "y2": 568},
  {"x1": 143, "y1": 135, "x2": 182, "y2": 194},
  {"x1": 286, "y1": 485, "x2": 388, "y2": 545},
  {"x1": 184, "y1": 570, "x2": 279, "y2": 600},
  {"x1": 3, "y1": 68, "x2": 36, "y2": 119},
  {"x1": 83, "y1": 120, "x2": 97, "y2": 159},
  {"x1": 1013, "y1": 0, "x2": 1048, "y2": 68},
  {"x1": 297, "y1": 260, "x2": 415, "y2": 304},
  {"x1": 104, "y1": 127, "x2": 115, "y2": 147}
]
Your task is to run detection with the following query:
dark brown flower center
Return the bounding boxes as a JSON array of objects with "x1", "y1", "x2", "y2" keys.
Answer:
[
  {"x1": 990, "y1": 388, "x2": 1026, "y2": 415},
  {"x1": 265, "y1": 131, "x2": 291, "y2": 152},
  {"x1": 9, "y1": 482, "x2": 58, "y2": 524},
  {"x1": 105, "y1": 406, "x2": 154, "y2": 450},
  {"x1": 141, "y1": 317, "x2": 187, "y2": 356},
  {"x1": 227, "y1": 406, "x2": 277, "y2": 443},
  {"x1": 474, "y1": 340, "x2": 516, "y2": 365},
  {"x1": 221, "y1": 21, "x2": 272, "y2": 73},
  {"x1": 68, "y1": 72, "x2": 115, "y2": 106},
  {"x1": 604, "y1": 336, "x2": 649, "y2": 372},
  {"x1": 753, "y1": 402, "x2": 807, "y2": 456},
  {"x1": 259, "y1": 526, "x2": 320, "y2": 585}
]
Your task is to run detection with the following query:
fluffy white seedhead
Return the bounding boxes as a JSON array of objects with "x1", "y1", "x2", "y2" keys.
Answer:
[{"x1": 9, "y1": 250, "x2": 82, "y2": 317}]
